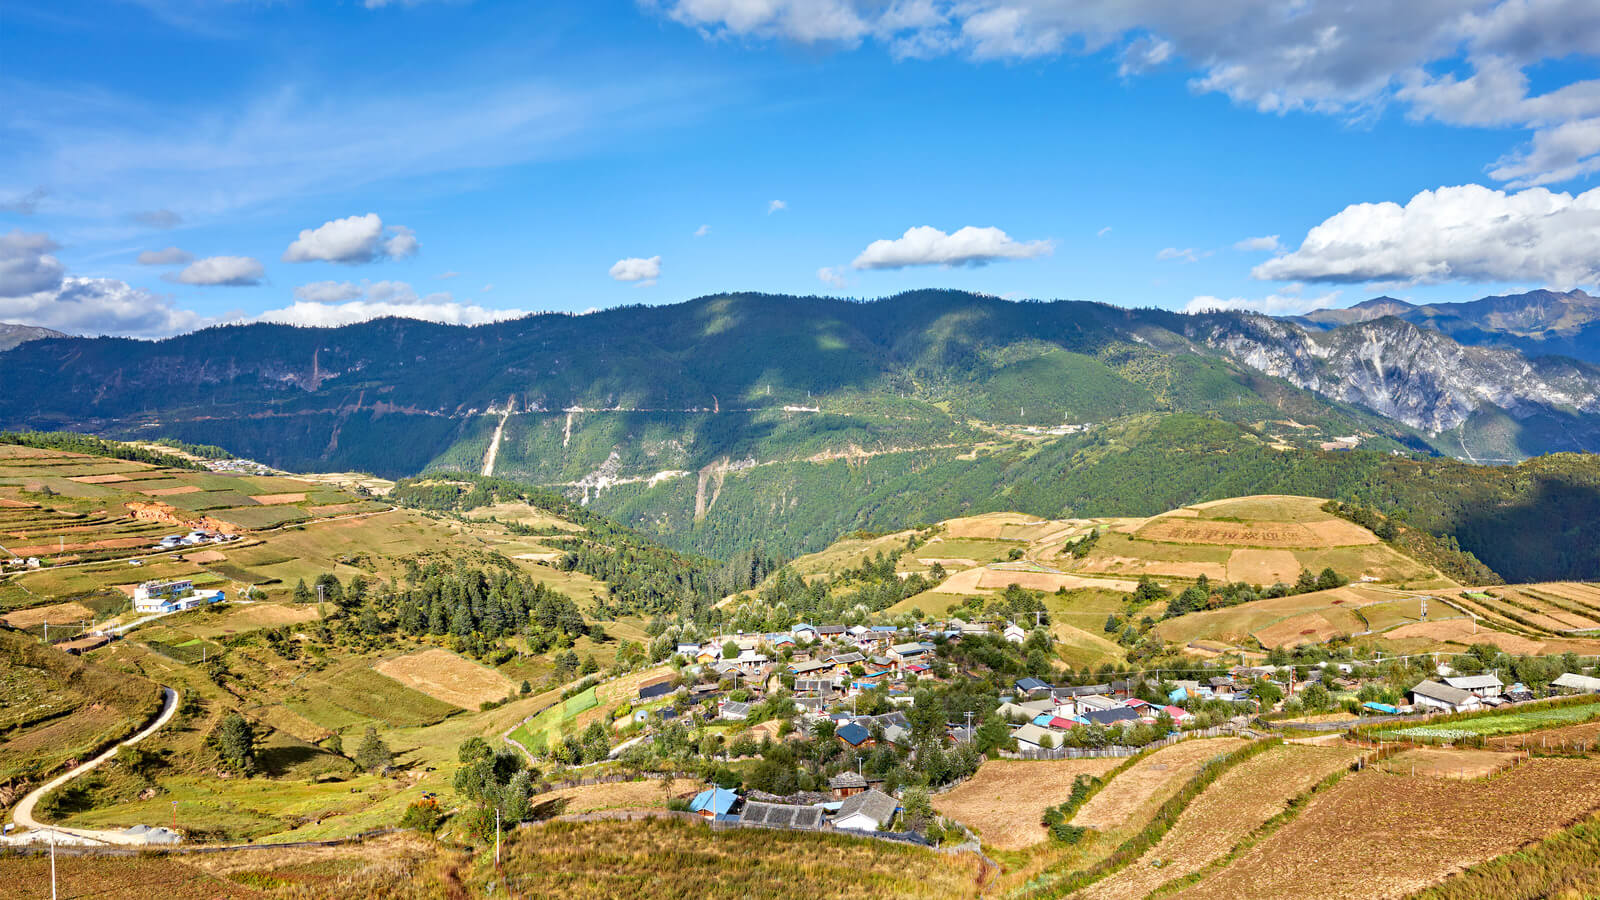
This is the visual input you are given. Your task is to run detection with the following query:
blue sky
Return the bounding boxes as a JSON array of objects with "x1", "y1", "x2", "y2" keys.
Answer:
[{"x1": 3, "y1": 0, "x2": 1600, "y2": 335}]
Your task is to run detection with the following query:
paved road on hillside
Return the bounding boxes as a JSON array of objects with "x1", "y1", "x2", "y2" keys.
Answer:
[{"x1": 8, "y1": 686, "x2": 179, "y2": 845}]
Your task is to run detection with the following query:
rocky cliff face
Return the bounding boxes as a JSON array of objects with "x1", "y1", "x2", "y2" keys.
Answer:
[
  {"x1": 1189, "y1": 314, "x2": 1600, "y2": 436},
  {"x1": 0, "y1": 322, "x2": 66, "y2": 352}
]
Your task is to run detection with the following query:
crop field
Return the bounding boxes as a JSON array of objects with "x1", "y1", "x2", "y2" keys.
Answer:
[
  {"x1": 374, "y1": 647, "x2": 516, "y2": 709},
  {"x1": 489, "y1": 817, "x2": 983, "y2": 900},
  {"x1": 1171, "y1": 757, "x2": 1600, "y2": 900},
  {"x1": 1077, "y1": 743, "x2": 1362, "y2": 900},
  {"x1": 932, "y1": 757, "x2": 1123, "y2": 850},
  {"x1": 531, "y1": 776, "x2": 704, "y2": 817},
  {"x1": 1070, "y1": 738, "x2": 1248, "y2": 831},
  {"x1": 1486, "y1": 719, "x2": 1600, "y2": 751},
  {"x1": 1378, "y1": 748, "x2": 1523, "y2": 779},
  {"x1": 1375, "y1": 701, "x2": 1600, "y2": 743},
  {"x1": 295, "y1": 660, "x2": 459, "y2": 728},
  {"x1": 0, "y1": 600, "x2": 95, "y2": 628},
  {"x1": 1154, "y1": 585, "x2": 1390, "y2": 646}
]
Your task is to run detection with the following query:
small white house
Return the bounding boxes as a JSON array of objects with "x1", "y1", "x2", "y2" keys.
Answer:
[
  {"x1": 1410, "y1": 680, "x2": 1483, "y2": 713},
  {"x1": 834, "y1": 789, "x2": 897, "y2": 832},
  {"x1": 132, "y1": 579, "x2": 223, "y2": 614},
  {"x1": 1003, "y1": 622, "x2": 1027, "y2": 643},
  {"x1": 1442, "y1": 674, "x2": 1504, "y2": 698},
  {"x1": 1553, "y1": 672, "x2": 1600, "y2": 694}
]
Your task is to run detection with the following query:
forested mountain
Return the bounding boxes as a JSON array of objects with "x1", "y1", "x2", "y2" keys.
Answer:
[{"x1": 3, "y1": 289, "x2": 1598, "y2": 575}]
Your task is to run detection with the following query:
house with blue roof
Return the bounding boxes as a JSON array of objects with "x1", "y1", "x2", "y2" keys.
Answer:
[
  {"x1": 1015, "y1": 676, "x2": 1050, "y2": 695},
  {"x1": 836, "y1": 722, "x2": 873, "y2": 748},
  {"x1": 689, "y1": 787, "x2": 740, "y2": 819}
]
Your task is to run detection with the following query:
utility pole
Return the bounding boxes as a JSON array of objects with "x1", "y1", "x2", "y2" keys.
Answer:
[{"x1": 495, "y1": 807, "x2": 501, "y2": 867}]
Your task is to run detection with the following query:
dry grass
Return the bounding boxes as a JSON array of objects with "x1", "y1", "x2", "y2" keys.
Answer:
[
  {"x1": 1381, "y1": 620, "x2": 1549, "y2": 653},
  {"x1": 1172, "y1": 757, "x2": 1600, "y2": 900},
  {"x1": 493, "y1": 817, "x2": 983, "y2": 900},
  {"x1": 374, "y1": 648, "x2": 515, "y2": 709},
  {"x1": 1, "y1": 600, "x2": 94, "y2": 628},
  {"x1": 932, "y1": 758, "x2": 1122, "y2": 850},
  {"x1": 1486, "y1": 719, "x2": 1600, "y2": 751},
  {"x1": 68, "y1": 473, "x2": 130, "y2": 484},
  {"x1": 1, "y1": 854, "x2": 258, "y2": 899},
  {"x1": 1071, "y1": 739, "x2": 1248, "y2": 831},
  {"x1": 1077, "y1": 743, "x2": 1362, "y2": 900}
]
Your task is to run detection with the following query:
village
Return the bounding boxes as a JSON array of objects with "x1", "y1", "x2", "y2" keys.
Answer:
[{"x1": 564, "y1": 613, "x2": 1600, "y2": 840}]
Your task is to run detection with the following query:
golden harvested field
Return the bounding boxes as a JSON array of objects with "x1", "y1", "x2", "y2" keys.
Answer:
[
  {"x1": 1379, "y1": 748, "x2": 1524, "y2": 779},
  {"x1": 68, "y1": 472, "x2": 131, "y2": 484},
  {"x1": 249, "y1": 492, "x2": 307, "y2": 505},
  {"x1": 183, "y1": 602, "x2": 320, "y2": 638},
  {"x1": 181, "y1": 548, "x2": 228, "y2": 563},
  {"x1": 930, "y1": 566, "x2": 1139, "y2": 595},
  {"x1": 1172, "y1": 757, "x2": 1600, "y2": 900},
  {"x1": 142, "y1": 484, "x2": 203, "y2": 495},
  {"x1": 374, "y1": 647, "x2": 516, "y2": 709},
  {"x1": 1225, "y1": 548, "x2": 1302, "y2": 583},
  {"x1": 0, "y1": 600, "x2": 94, "y2": 627},
  {"x1": 533, "y1": 777, "x2": 704, "y2": 816},
  {"x1": 932, "y1": 758, "x2": 1122, "y2": 850},
  {"x1": 1071, "y1": 738, "x2": 1248, "y2": 831},
  {"x1": 1382, "y1": 620, "x2": 1548, "y2": 653},
  {"x1": 1077, "y1": 743, "x2": 1363, "y2": 900}
]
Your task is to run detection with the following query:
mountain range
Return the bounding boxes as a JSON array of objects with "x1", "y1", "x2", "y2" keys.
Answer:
[{"x1": 3, "y1": 288, "x2": 1598, "y2": 572}]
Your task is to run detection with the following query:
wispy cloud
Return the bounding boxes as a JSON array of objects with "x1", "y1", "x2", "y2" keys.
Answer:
[{"x1": 767, "y1": 199, "x2": 787, "y2": 214}]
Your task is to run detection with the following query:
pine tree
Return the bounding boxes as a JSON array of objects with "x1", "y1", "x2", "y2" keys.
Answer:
[{"x1": 355, "y1": 726, "x2": 392, "y2": 772}]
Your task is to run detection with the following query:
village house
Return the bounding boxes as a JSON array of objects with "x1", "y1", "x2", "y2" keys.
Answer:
[
  {"x1": 688, "y1": 787, "x2": 740, "y2": 820},
  {"x1": 740, "y1": 800, "x2": 824, "y2": 831},
  {"x1": 828, "y1": 771, "x2": 867, "y2": 798},
  {"x1": 1554, "y1": 672, "x2": 1600, "y2": 693},
  {"x1": 833, "y1": 789, "x2": 897, "y2": 832},
  {"x1": 1410, "y1": 679, "x2": 1484, "y2": 713},
  {"x1": 1003, "y1": 622, "x2": 1027, "y2": 643},
  {"x1": 1011, "y1": 722, "x2": 1060, "y2": 751},
  {"x1": 1442, "y1": 674, "x2": 1504, "y2": 697}
]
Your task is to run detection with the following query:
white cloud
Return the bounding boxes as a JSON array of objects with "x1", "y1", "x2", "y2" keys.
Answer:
[
  {"x1": 137, "y1": 246, "x2": 194, "y2": 266},
  {"x1": 1157, "y1": 247, "x2": 1200, "y2": 262},
  {"x1": 1183, "y1": 285, "x2": 1342, "y2": 316},
  {"x1": 282, "y1": 213, "x2": 419, "y2": 264},
  {"x1": 694, "y1": 224, "x2": 711, "y2": 237},
  {"x1": 817, "y1": 266, "x2": 848, "y2": 288},
  {"x1": 851, "y1": 225, "x2": 1052, "y2": 270},
  {"x1": 172, "y1": 255, "x2": 265, "y2": 286},
  {"x1": 482, "y1": 283, "x2": 494, "y2": 292},
  {"x1": 254, "y1": 299, "x2": 525, "y2": 328},
  {"x1": 1253, "y1": 183, "x2": 1600, "y2": 288},
  {"x1": 438, "y1": 270, "x2": 461, "y2": 279},
  {"x1": 293, "y1": 280, "x2": 367, "y2": 303},
  {"x1": 767, "y1": 199, "x2": 787, "y2": 214},
  {"x1": 1096, "y1": 225, "x2": 1112, "y2": 237},
  {"x1": 1233, "y1": 235, "x2": 1282, "y2": 252},
  {"x1": 0, "y1": 276, "x2": 212, "y2": 337},
  {"x1": 129, "y1": 209, "x2": 181, "y2": 229},
  {"x1": 648, "y1": 1, "x2": 1600, "y2": 187},
  {"x1": 0, "y1": 230, "x2": 66, "y2": 298},
  {"x1": 609, "y1": 255, "x2": 662, "y2": 284}
]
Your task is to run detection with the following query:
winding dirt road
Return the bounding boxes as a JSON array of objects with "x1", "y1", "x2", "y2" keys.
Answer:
[{"x1": 8, "y1": 686, "x2": 179, "y2": 845}]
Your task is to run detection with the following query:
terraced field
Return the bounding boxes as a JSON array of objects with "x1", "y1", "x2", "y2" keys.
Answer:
[
  {"x1": 1076, "y1": 742, "x2": 1363, "y2": 900},
  {"x1": 1171, "y1": 757, "x2": 1600, "y2": 900}
]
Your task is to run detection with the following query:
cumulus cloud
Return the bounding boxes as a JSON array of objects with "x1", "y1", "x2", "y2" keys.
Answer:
[
  {"x1": 0, "y1": 276, "x2": 212, "y2": 337},
  {"x1": 694, "y1": 224, "x2": 711, "y2": 237},
  {"x1": 609, "y1": 255, "x2": 662, "y2": 284},
  {"x1": 293, "y1": 280, "x2": 366, "y2": 303},
  {"x1": 282, "y1": 213, "x2": 420, "y2": 264},
  {"x1": 0, "y1": 188, "x2": 48, "y2": 215},
  {"x1": 817, "y1": 266, "x2": 848, "y2": 288},
  {"x1": 172, "y1": 256, "x2": 265, "y2": 286},
  {"x1": 0, "y1": 230, "x2": 66, "y2": 298},
  {"x1": 851, "y1": 225, "x2": 1052, "y2": 270},
  {"x1": 137, "y1": 246, "x2": 194, "y2": 266},
  {"x1": 254, "y1": 299, "x2": 526, "y2": 327},
  {"x1": 1253, "y1": 183, "x2": 1600, "y2": 288},
  {"x1": 130, "y1": 209, "x2": 182, "y2": 229},
  {"x1": 767, "y1": 200, "x2": 787, "y2": 214},
  {"x1": 1183, "y1": 285, "x2": 1342, "y2": 316},
  {"x1": 1233, "y1": 235, "x2": 1282, "y2": 252},
  {"x1": 648, "y1": 1, "x2": 1600, "y2": 187},
  {"x1": 1157, "y1": 247, "x2": 1200, "y2": 263}
]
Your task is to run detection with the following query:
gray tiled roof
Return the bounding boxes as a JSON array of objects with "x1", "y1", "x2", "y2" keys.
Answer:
[{"x1": 836, "y1": 788, "x2": 897, "y2": 827}]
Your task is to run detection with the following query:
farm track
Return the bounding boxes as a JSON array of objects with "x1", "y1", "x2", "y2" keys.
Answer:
[{"x1": 8, "y1": 686, "x2": 179, "y2": 845}]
